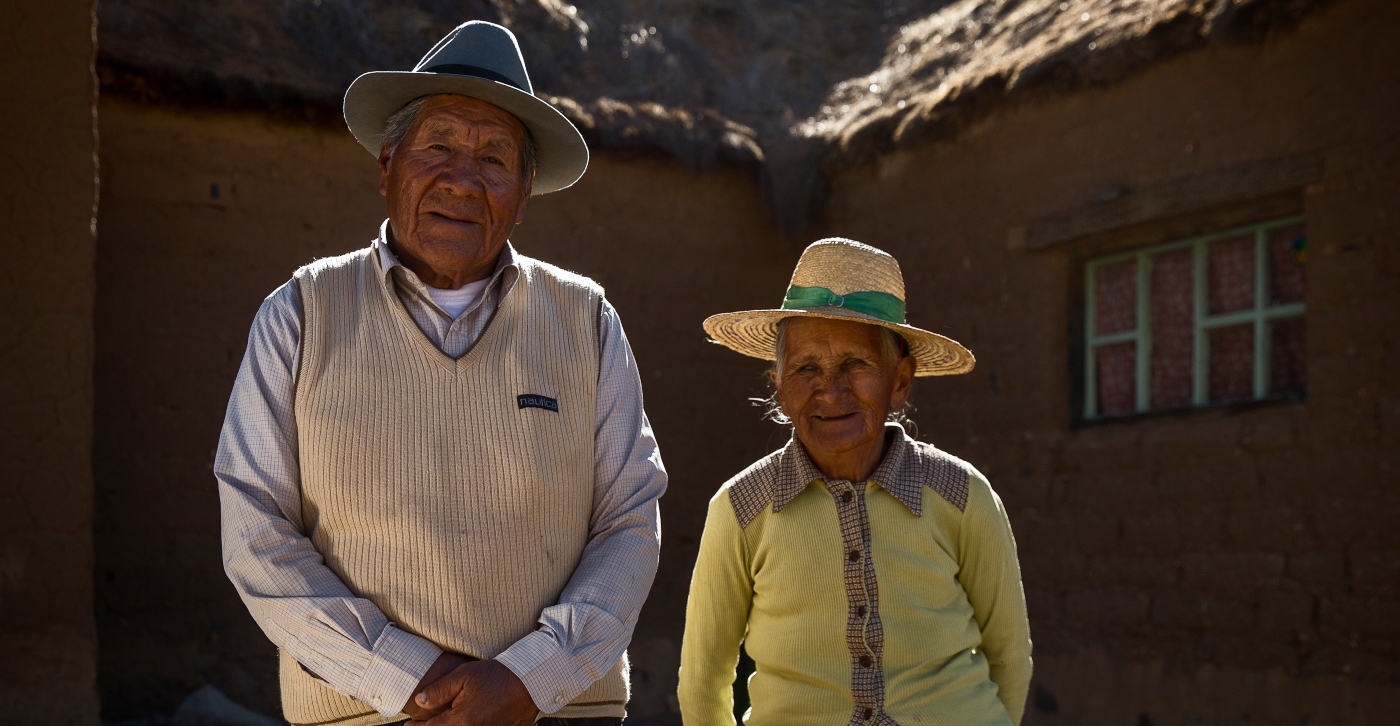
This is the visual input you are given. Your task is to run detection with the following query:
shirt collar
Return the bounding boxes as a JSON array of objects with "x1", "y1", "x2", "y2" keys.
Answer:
[
  {"x1": 772, "y1": 423, "x2": 924, "y2": 516},
  {"x1": 372, "y1": 219, "x2": 519, "y2": 298}
]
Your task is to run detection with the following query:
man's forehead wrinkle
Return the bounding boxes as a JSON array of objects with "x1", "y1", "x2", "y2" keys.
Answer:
[
  {"x1": 417, "y1": 114, "x2": 522, "y2": 146},
  {"x1": 419, "y1": 96, "x2": 525, "y2": 128},
  {"x1": 422, "y1": 121, "x2": 462, "y2": 138}
]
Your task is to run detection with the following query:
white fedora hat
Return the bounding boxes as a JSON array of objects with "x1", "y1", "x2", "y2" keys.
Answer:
[
  {"x1": 703, "y1": 238, "x2": 975, "y2": 376},
  {"x1": 343, "y1": 21, "x2": 589, "y2": 195}
]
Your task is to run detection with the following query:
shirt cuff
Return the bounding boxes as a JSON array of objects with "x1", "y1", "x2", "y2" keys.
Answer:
[
  {"x1": 494, "y1": 629, "x2": 581, "y2": 714},
  {"x1": 356, "y1": 625, "x2": 443, "y2": 718}
]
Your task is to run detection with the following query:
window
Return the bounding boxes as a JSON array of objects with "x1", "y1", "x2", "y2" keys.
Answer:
[{"x1": 1083, "y1": 216, "x2": 1306, "y2": 419}]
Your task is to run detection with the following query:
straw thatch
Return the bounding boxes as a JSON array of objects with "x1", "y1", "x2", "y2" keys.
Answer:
[
  {"x1": 806, "y1": 0, "x2": 1328, "y2": 169},
  {"x1": 98, "y1": 0, "x2": 1327, "y2": 226},
  {"x1": 88, "y1": 1, "x2": 971, "y2": 166}
]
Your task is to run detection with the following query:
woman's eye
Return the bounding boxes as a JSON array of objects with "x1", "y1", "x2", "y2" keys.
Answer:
[
  {"x1": 484, "y1": 156, "x2": 504, "y2": 166},
  {"x1": 428, "y1": 143, "x2": 449, "y2": 151}
]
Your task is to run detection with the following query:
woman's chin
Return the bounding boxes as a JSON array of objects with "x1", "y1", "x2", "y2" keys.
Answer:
[{"x1": 799, "y1": 418, "x2": 878, "y2": 455}]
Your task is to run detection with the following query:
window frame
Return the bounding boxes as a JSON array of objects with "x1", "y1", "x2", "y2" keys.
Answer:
[{"x1": 1082, "y1": 215, "x2": 1305, "y2": 419}]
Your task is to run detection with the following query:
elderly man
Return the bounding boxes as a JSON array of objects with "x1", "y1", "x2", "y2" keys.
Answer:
[
  {"x1": 679, "y1": 239, "x2": 1032, "y2": 725},
  {"x1": 215, "y1": 22, "x2": 665, "y2": 726}
]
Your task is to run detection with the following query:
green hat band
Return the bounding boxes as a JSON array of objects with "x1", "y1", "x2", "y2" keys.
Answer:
[{"x1": 781, "y1": 285, "x2": 907, "y2": 324}]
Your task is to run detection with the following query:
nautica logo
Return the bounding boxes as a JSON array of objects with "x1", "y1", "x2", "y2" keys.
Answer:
[{"x1": 517, "y1": 394, "x2": 559, "y2": 413}]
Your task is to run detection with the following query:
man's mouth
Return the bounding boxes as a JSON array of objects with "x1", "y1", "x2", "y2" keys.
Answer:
[{"x1": 426, "y1": 211, "x2": 479, "y2": 225}]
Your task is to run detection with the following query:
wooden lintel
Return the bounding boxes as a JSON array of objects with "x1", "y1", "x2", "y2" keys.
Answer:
[{"x1": 1020, "y1": 155, "x2": 1323, "y2": 252}]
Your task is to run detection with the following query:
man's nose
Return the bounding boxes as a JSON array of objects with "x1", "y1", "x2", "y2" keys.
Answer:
[{"x1": 436, "y1": 153, "x2": 487, "y2": 194}]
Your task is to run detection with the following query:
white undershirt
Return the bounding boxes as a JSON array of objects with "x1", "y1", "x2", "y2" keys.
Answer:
[{"x1": 424, "y1": 277, "x2": 492, "y2": 319}]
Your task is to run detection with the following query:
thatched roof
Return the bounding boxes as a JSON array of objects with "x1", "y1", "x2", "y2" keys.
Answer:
[
  {"x1": 98, "y1": 0, "x2": 1326, "y2": 228},
  {"x1": 806, "y1": 0, "x2": 1326, "y2": 167}
]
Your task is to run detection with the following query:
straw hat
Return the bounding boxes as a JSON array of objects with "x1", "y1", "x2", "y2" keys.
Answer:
[
  {"x1": 343, "y1": 21, "x2": 588, "y2": 195},
  {"x1": 703, "y1": 238, "x2": 975, "y2": 376}
]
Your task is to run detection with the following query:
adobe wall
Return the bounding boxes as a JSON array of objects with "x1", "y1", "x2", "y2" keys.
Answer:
[
  {"x1": 0, "y1": 0, "x2": 101, "y2": 723},
  {"x1": 823, "y1": 0, "x2": 1399, "y2": 723},
  {"x1": 93, "y1": 0, "x2": 1398, "y2": 722},
  {"x1": 93, "y1": 96, "x2": 791, "y2": 719}
]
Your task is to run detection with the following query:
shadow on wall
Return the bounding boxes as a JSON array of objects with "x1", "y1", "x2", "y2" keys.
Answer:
[{"x1": 92, "y1": 95, "x2": 797, "y2": 721}]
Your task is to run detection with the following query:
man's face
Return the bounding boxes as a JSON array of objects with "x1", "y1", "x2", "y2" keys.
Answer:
[
  {"x1": 378, "y1": 95, "x2": 533, "y2": 286},
  {"x1": 774, "y1": 317, "x2": 915, "y2": 464}
]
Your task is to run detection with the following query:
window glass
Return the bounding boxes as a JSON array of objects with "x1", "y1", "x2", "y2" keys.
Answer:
[
  {"x1": 1269, "y1": 317, "x2": 1307, "y2": 396},
  {"x1": 1268, "y1": 224, "x2": 1307, "y2": 304},
  {"x1": 1208, "y1": 324, "x2": 1255, "y2": 403},
  {"x1": 1149, "y1": 247, "x2": 1194, "y2": 409},
  {"x1": 1096, "y1": 343, "x2": 1137, "y2": 416},
  {"x1": 1083, "y1": 216, "x2": 1305, "y2": 419},
  {"x1": 1208, "y1": 234, "x2": 1256, "y2": 315},
  {"x1": 1095, "y1": 259, "x2": 1137, "y2": 334}
]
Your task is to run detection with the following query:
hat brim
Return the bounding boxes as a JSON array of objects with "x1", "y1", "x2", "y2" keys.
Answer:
[
  {"x1": 344, "y1": 71, "x2": 589, "y2": 195},
  {"x1": 703, "y1": 306, "x2": 975, "y2": 377}
]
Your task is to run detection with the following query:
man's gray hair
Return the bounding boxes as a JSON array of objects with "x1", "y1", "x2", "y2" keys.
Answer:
[
  {"x1": 380, "y1": 94, "x2": 539, "y2": 189},
  {"x1": 760, "y1": 318, "x2": 913, "y2": 426}
]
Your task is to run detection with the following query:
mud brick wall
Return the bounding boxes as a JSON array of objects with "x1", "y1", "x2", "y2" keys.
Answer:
[
  {"x1": 92, "y1": 97, "x2": 792, "y2": 720},
  {"x1": 825, "y1": 0, "x2": 1400, "y2": 722},
  {"x1": 0, "y1": 0, "x2": 101, "y2": 722},
  {"x1": 91, "y1": 0, "x2": 1397, "y2": 723}
]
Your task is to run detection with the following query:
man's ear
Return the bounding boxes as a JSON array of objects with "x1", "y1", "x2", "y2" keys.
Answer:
[
  {"x1": 377, "y1": 146, "x2": 393, "y2": 198},
  {"x1": 514, "y1": 170, "x2": 536, "y2": 225}
]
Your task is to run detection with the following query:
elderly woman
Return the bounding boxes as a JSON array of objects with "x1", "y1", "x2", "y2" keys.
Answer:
[{"x1": 679, "y1": 239, "x2": 1032, "y2": 726}]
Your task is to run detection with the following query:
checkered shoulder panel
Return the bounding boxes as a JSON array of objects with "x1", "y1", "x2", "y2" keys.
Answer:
[
  {"x1": 909, "y1": 441, "x2": 971, "y2": 512},
  {"x1": 727, "y1": 446, "x2": 790, "y2": 528}
]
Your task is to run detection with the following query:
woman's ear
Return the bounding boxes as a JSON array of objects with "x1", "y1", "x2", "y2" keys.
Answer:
[{"x1": 889, "y1": 353, "x2": 916, "y2": 410}]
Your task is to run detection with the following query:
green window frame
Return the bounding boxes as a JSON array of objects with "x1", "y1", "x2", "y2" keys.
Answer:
[{"x1": 1083, "y1": 215, "x2": 1305, "y2": 419}]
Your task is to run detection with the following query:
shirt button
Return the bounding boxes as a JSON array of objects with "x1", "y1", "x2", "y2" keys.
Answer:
[
  {"x1": 864, "y1": 708, "x2": 874, "y2": 719},
  {"x1": 856, "y1": 605, "x2": 867, "y2": 617},
  {"x1": 860, "y1": 655, "x2": 873, "y2": 668},
  {"x1": 848, "y1": 549, "x2": 861, "y2": 562},
  {"x1": 841, "y1": 491, "x2": 854, "y2": 504}
]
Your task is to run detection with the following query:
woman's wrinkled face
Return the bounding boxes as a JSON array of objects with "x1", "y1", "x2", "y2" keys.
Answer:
[{"x1": 773, "y1": 317, "x2": 914, "y2": 464}]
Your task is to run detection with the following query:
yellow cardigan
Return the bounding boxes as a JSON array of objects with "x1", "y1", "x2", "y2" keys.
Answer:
[{"x1": 679, "y1": 428, "x2": 1032, "y2": 726}]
